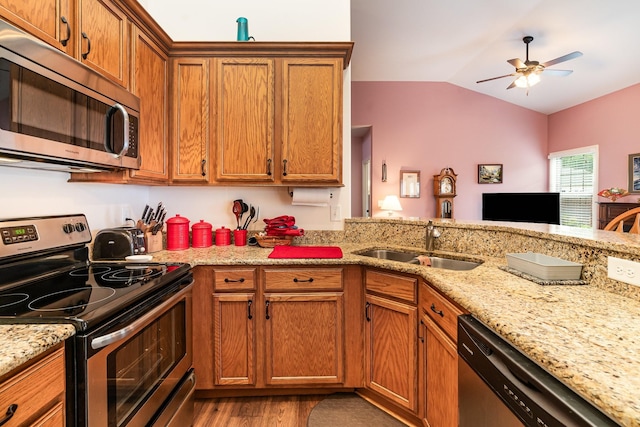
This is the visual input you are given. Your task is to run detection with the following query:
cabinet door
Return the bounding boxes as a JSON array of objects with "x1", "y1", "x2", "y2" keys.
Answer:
[
  {"x1": 365, "y1": 294, "x2": 418, "y2": 412},
  {"x1": 129, "y1": 26, "x2": 169, "y2": 182},
  {"x1": 264, "y1": 292, "x2": 344, "y2": 385},
  {"x1": 214, "y1": 57, "x2": 275, "y2": 182},
  {"x1": 171, "y1": 58, "x2": 210, "y2": 183},
  {"x1": 0, "y1": 0, "x2": 72, "y2": 54},
  {"x1": 421, "y1": 313, "x2": 458, "y2": 427},
  {"x1": 78, "y1": 0, "x2": 128, "y2": 87},
  {"x1": 280, "y1": 58, "x2": 342, "y2": 183},
  {"x1": 213, "y1": 292, "x2": 256, "y2": 386}
]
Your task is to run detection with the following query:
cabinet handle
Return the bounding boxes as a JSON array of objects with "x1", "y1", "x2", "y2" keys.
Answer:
[
  {"x1": 201, "y1": 159, "x2": 207, "y2": 176},
  {"x1": 265, "y1": 300, "x2": 270, "y2": 320},
  {"x1": 224, "y1": 277, "x2": 245, "y2": 283},
  {"x1": 81, "y1": 32, "x2": 91, "y2": 59},
  {"x1": 267, "y1": 158, "x2": 272, "y2": 176},
  {"x1": 282, "y1": 159, "x2": 288, "y2": 176},
  {"x1": 60, "y1": 17, "x2": 71, "y2": 46},
  {"x1": 430, "y1": 303, "x2": 444, "y2": 317},
  {"x1": 293, "y1": 277, "x2": 314, "y2": 283},
  {"x1": 419, "y1": 319, "x2": 425, "y2": 343},
  {"x1": 247, "y1": 300, "x2": 253, "y2": 320},
  {"x1": 365, "y1": 302, "x2": 371, "y2": 322},
  {"x1": 0, "y1": 404, "x2": 18, "y2": 426}
]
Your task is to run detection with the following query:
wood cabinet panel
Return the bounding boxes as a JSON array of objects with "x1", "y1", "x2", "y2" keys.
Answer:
[
  {"x1": 598, "y1": 202, "x2": 640, "y2": 230},
  {"x1": 0, "y1": 346, "x2": 65, "y2": 426},
  {"x1": 213, "y1": 268, "x2": 257, "y2": 291},
  {"x1": 280, "y1": 58, "x2": 342, "y2": 183},
  {"x1": 420, "y1": 281, "x2": 462, "y2": 341},
  {"x1": 365, "y1": 293, "x2": 418, "y2": 412},
  {"x1": 264, "y1": 292, "x2": 344, "y2": 385},
  {"x1": 213, "y1": 292, "x2": 256, "y2": 386},
  {"x1": 421, "y1": 313, "x2": 458, "y2": 427},
  {"x1": 365, "y1": 269, "x2": 417, "y2": 303},
  {"x1": 0, "y1": 0, "x2": 73, "y2": 54},
  {"x1": 129, "y1": 25, "x2": 168, "y2": 181},
  {"x1": 78, "y1": 0, "x2": 128, "y2": 87},
  {"x1": 214, "y1": 57, "x2": 275, "y2": 182},
  {"x1": 263, "y1": 267, "x2": 343, "y2": 291},
  {"x1": 171, "y1": 57, "x2": 210, "y2": 182}
]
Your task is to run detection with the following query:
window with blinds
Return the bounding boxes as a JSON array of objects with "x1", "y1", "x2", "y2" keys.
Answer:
[{"x1": 548, "y1": 146, "x2": 598, "y2": 228}]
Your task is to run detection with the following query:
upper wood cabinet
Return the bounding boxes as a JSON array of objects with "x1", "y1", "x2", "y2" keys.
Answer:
[
  {"x1": 170, "y1": 57, "x2": 211, "y2": 183},
  {"x1": 0, "y1": 0, "x2": 73, "y2": 55},
  {"x1": 213, "y1": 53, "x2": 346, "y2": 185},
  {"x1": 77, "y1": 0, "x2": 128, "y2": 87},
  {"x1": 214, "y1": 57, "x2": 275, "y2": 182}
]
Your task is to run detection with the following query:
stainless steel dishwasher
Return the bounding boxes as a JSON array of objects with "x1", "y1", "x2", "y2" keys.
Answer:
[{"x1": 457, "y1": 314, "x2": 621, "y2": 427}]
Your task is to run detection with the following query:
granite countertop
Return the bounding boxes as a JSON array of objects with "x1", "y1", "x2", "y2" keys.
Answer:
[
  {"x1": 151, "y1": 241, "x2": 639, "y2": 426},
  {"x1": 0, "y1": 324, "x2": 75, "y2": 378}
]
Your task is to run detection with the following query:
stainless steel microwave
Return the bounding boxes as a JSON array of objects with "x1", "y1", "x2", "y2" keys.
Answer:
[{"x1": 0, "y1": 18, "x2": 140, "y2": 172}]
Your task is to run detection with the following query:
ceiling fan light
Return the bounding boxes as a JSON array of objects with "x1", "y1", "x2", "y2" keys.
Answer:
[{"x1": 514, "y1": 73, "x2": 541, "y2": 89}]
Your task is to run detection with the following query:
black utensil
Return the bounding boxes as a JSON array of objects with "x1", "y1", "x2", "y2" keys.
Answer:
[{"x1": 242, "y1": 205, "x2": 256, "y2": 230}]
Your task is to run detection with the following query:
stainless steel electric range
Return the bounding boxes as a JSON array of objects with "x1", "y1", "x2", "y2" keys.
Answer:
[{"x1": 0, "y1": 214, "x2": 195, "y2": 427}]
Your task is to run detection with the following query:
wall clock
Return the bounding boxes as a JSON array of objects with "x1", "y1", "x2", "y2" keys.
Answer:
[{"x1": 433, "y1": 167, "x2": 457, "y2": 218}]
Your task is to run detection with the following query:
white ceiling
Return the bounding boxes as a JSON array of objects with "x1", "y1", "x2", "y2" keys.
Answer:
[{"x1": 350, "y1": 0, "x2": 640, "y2": 114}]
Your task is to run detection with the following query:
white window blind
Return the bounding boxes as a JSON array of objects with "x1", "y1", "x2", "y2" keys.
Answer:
[{"x1": 549, "y1": 146, "x2": 598, "y2": 229}]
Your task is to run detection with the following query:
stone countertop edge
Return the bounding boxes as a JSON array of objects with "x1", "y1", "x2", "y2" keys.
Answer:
[
  {"x1": 152, "y1": 239, "x2": 639, "y2": 426},
  {"x1": 0, "y1": 324, "x2": 75, "y2": 378}
]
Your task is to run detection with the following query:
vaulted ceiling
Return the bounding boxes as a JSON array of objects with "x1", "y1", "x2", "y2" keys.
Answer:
[{"x1": 350, "y1": 0, "x2": 640, "y2": 114}]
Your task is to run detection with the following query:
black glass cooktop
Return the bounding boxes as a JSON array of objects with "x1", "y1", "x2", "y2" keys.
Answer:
[{"x1": 0, "y1": 253, "x2": 190, "y2": 331}]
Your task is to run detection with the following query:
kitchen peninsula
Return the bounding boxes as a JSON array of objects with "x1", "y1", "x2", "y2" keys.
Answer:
[{"x1": 147, "y1": 217, "x2": 640, "y2": 427}]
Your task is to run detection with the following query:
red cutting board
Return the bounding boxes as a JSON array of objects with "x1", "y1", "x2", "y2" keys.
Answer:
[{"x1": 268, "y1": 245, "x2": 343, "y2": 259}]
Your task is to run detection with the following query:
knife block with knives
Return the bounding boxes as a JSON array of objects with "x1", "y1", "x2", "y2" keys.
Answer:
[{"x1": 139, "y1": 202, "x2": 166, "y2": 253}]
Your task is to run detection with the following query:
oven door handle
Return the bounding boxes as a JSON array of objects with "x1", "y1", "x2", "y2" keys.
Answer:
[
  {"x1": 90, "y1": 280, "x2": 192, "y2": 350},
  {"x1": 105, "y1": 103, "x2": 130, "y2": 158}
]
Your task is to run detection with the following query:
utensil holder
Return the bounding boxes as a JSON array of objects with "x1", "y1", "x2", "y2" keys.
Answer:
[{"x1": 145, "y1": 232, "x2": 164, "y2": 253}]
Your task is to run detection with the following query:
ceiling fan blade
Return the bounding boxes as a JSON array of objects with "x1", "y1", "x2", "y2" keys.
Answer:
[
  {"x1": 476, "y1": 73, "x2": 517, "y2": 84},
  {"x1": 507, "y1": 58, "x2": 526, "y2": 68},
  {"x1": 541, "y1": 51, "x2": 583, "y2": 68},
  {"x1": 506, "y1": 80, "x2": 518, "y2": 90},
  {"x1": 542, "y1": 69, "x2": 573, "y2": 77}
]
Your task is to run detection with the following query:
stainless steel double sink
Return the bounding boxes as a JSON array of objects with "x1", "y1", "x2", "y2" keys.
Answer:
[{"x1": 356, "y1": 249, "x2": 482, "y2": 271}]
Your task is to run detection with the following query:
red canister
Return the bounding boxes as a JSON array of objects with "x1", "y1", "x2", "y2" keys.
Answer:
[
  {"x1": 166, "y1": 214, "x2": 190, "y2": 250},
  {"x1": 215, "y1": 226, "x2": 231, "y2": 246},
  {"x1": 191, "y1": 220, "x2": 213, "y2": 248}
]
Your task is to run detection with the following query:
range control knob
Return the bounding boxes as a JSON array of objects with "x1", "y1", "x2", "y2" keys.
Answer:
[
  {"x1": 62, "y1": 223, "x2": 75, "y2": 234},
  {"x1": 75, "y1": 223, "x2": 86, "y2": 232}
]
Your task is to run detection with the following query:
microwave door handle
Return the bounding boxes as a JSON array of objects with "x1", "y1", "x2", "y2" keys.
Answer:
[{"x1": 105, "y1": 103, "x2": 130, "y2": 158}]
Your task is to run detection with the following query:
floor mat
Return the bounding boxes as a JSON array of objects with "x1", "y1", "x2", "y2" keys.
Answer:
[{"x1": 307, "y1": 393, "x2": 408, "y2": 427}]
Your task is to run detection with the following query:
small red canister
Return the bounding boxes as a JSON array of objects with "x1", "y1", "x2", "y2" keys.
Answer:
[
  {"x1": 166, "y1": 214, "x2": 190, "y2": 250},
  {"x1": 215, "y1": 226, "x2": 231, "y2": 246},
  {"x1": 191, "y1": 220, "x2": 213, "y2": 248}
]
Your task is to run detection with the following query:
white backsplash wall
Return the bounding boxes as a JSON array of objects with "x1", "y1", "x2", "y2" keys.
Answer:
[
  {"x1": 149, "y1": 186, "x2": 345, "y2": 232},
  {"x1": 0, "y1": 0, "x2": 352, "y2": 232},
  {"x1": 0, "y1": 167, "x2": 149, "y2": 230}
]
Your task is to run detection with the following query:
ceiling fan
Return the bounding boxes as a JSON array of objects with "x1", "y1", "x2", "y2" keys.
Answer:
[{"x1": 477, "y1": 36, "x2": 583, "y2": 93}]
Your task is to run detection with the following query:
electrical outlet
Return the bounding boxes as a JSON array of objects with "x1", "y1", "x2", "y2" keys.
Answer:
[
  {"x1": 330, "y1": 205, "x2": 341, "y2": 222},
  {"x1": 607, "y1": 256, "x2": 640, "y2": 287}
]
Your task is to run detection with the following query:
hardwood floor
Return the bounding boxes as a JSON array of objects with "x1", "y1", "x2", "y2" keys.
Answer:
[{"x1": 194, "y1": 395, "x2": 325, "y2": 426}]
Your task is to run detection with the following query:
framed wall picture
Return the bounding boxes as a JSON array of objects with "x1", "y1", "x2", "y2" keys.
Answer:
[
  {"x1": 400, "y1": 170, "x2": 420, "y2": 198},
  {"x1": 629, "y1": 153, "x2": 640, "y2": 193},
  {"x1": 478, "y1": 164, "x2": 503, "y2": 184}
]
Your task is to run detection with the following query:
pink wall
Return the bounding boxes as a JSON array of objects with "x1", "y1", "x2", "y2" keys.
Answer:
[
  {"x1": 548, "y1": 83, "x2": 640, "y2": 194},
  {"x1": 352, "y1": 82, "x2": 548, "y2": 219}
]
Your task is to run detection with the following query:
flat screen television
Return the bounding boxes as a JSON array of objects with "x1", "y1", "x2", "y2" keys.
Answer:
[{"x1": 482, "y1": 192, "x2": 560, "y2": 225}]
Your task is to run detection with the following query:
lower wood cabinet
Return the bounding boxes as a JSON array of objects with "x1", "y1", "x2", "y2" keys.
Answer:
[
  {"x1": 419, "y1": 280, "x2": 465, "y2": 427},
  {"x1": 192, "y1": 265, "x2": 363, "y2": 392},
  {"x1": 0, "y1": 344, "x2": 66, "y2": 426},
  {"x1": 364, "y1": 269, "x2": 419, "y2": 414}
]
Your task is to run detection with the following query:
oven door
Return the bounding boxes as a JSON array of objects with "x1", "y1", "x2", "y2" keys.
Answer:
[{"x1": 83, "y1": 282, "x2": 192, "y2": 427}]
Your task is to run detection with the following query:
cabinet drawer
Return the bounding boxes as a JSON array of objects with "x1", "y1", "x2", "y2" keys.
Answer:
[
  {"x1": 0, "y1": 346, "x2": 65, "y2": 426},
  {"x1": 365, "y1": 269, "x2": 416, "y2": 303},
  {"x1": 263, "y1": 268, "x2": 343, "y2": 290},
  {"x1": 420, "y1": 282, "x2": 462, "y2": 340},
  {"x1": 213, "y1": 268, "x2": 257, "y2": 290}
]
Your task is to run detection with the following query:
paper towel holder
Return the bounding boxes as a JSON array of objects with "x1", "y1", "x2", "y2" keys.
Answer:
[{"x1": 288, "y1": 187, "x2": 333, "y2": 198}]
